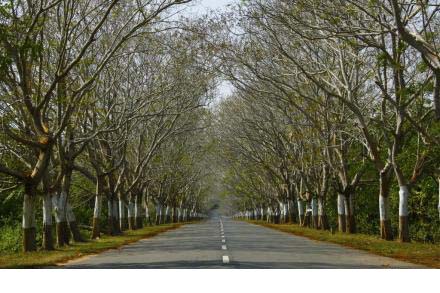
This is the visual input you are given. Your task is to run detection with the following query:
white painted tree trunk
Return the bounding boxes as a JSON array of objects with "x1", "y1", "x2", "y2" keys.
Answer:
[
  {"x1": 134, "y1": 195, "x2": 142, "y2": 227},
  {"x1": 297, "y1": 200, "x2": 304, "y2": 224},
  {"x1": 127, "y1": 201, "x2": 134, "y2": 218},
  {"x1": 165, "y1": 206, "x2": 170, "y2": 222},
  {"x1": 398, "y1": 186, "x2": 409, "y2": 218},
  {"x1": 317, "y1": 198, "x2": 324, "y2": 218},
  {"x1": 53, "y1": 191, "x2": 67, "y2": 225},
  {"x1": 134, "y1": 197, "x2": 139, "y2": 218},
  {"x1": 119, "y1": 199, "x2": 126, "y2": 229},
  {"x1": 398, "y1": 185, "x2": 410, "y2": 242},
  {"x1": 337, "y1": 193, "x2": 346, "y2": 232},
  {"x1": 107, "y1": 199, "x2": 113, "y2": 219},
  {"x1": 177, "y1": 208, "x2": 181, "y2": 222},
  {"x1": 145, "y1": 205, "x2": 150, "y2": 221},
  {"x1": 93, "y1": 194, "x2": 102, "y2": 220},
  {"x1": 379, "y1": 194, "x2": 387, "y2": 224},
  {"x1": 127, "y1": 199, "x2": 134, "y2": 229},
  {"x1": 22, "y1": 193, "x2": 36, "y2": 228},
  {"x1": 92, "y1": 194, "x2": 102, "y2": 239},
  {"x1": 22, "y1": 191, "x2": 37, "y2": 251},
  {"x1": 43, "y1": 194, "x2": 52, "y2": 229},
  {"x1": 155, "y1": 204, "x2": 161, "y2": 218},
  {"x1": 42, "y1": 193, "x2": 53, "y2": 250}
]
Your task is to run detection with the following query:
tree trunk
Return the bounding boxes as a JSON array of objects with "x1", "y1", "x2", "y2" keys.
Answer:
[
  {"x1": 66, "y1": 202, "x2": 83, "y2": 242},
  {"x1": 119, "y1": 198, "x2": 128, "y2": 231},
  {"x1": 128, "y1": 199, "x2": 135, "y2": 230},
  {"x1": 344, "y1": 194, "x2": 356, "y2": 233},
  {"x1": 337, "y1": 193, "x2": 346, "y2": 232},
  {"x1": 113, "y1": 199, "x2": 120, "y2": 234},
  {"x1": 303, "y1": 202, "x2": 311, "y2": 227},
  {"x1": 311, "y1": 198, "x2": 319, "y2": 229},
  {"x1": 379, "y1": 172, "x2": 393, "y2": 240},
  {"x1": 398, "y1": 185, "x2": 410, "y2": 242},
  {"x1": 23, "y1": 185, "x2": 37, "y2": 252},
  {"x1": 53, "y1": 191, "x2": 70, "y2": 247},
  {"x1": 42, "y1": 193, "x2": 54, "y2": 250},
  {"x1": 145, "y1": 204, "x2": 151, "y2": 226},
  {"x1": 278, "y1": 202, "x2": 284, "y2": 223},
  {"x1": 91, "y1": 193, "x2": 102, "y2": 239},
  {"x1": 184, "y1": 208, "x2": 188, "y2": 222},
  {"x1": 155, "y1": 204, "x2": 161, "y2": 225},
  {"x1": 107, "y1": 198, "x2": 115, "y2": 235},
  {"x1": 317, "y1": 197, "x2": 329, "y2": 230},
  {"x1": 165, "y1": 206, "x2": 171, "y2": 223},
  {"x1": 135, "y1": 195, "x2": 143, "y2": 228},
  {"x1": 297, "y1": 200, "x2": 304, "y2": 226}
]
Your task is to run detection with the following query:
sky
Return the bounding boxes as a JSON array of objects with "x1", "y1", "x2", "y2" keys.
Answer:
[
  {"x1": 185, "y1": 0, "x2": 237, "y2": 103},
  {"x1": 189, "y1": 0, "x2": 237, "y2": 13}
]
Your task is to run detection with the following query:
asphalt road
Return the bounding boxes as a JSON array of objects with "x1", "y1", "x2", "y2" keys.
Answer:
[{"x1": 63, "y1": 214, "x2": 422, "y2": 269}]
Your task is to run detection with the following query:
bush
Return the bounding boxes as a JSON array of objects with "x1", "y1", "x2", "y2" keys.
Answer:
[{"x1": 0, "y1": 223, "x2": 22, "y2": 253}]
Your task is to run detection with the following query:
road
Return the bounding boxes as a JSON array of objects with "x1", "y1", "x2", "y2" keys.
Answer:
[{"x1": 63, "y1": 215, "x2": 421, "y2": 269}]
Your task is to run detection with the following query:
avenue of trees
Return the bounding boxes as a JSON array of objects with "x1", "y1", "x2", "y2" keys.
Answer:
[
  {"x1": 1, "y1": 0, "x2": 439, "y2": 255},
  {"x1": 214, "y1": 0, "x2": 440, "y2": 243},
  {"x1": 0, "y1": 0, "x2": 214, "y2": 252}
]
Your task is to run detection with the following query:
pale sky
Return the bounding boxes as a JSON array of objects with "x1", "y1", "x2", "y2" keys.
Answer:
[
  {"x1": 182, "y1": 0, "x2": 237, "y2": 104},
  {"x1": 190, "y1": 0, "x2": 236, "y2": 12}
]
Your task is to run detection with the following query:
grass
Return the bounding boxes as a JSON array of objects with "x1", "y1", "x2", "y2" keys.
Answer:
[
  {"x1": 247, "y1": 220, "x2": 440, "y2": 268},
  {"x1": 0, "y1": 223, "x2": 185, "y2": 269}
]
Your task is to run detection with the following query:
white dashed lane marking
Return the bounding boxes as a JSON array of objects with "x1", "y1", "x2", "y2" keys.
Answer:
[
  {"x1": 220, "y1": 219, "x2": 229, "y2": 264},
  {"x1": 222, "y1": 255, "x2": 230, "y2": 264}
]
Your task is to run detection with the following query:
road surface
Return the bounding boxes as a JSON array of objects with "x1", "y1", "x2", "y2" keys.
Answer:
[{"x1": 63, "y1": 215, "x2": 422, "y2": 269}]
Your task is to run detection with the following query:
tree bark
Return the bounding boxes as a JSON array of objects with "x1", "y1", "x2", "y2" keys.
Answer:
[
  {"x1": 165, "y1": 206, "x2": 171, "y2": 223},
  {"x1": 297, "y1": 200, "x2": 304, "y2": 226},
  {"x1": 128, "y1": 199, "x2": 135, "y2": 230},
  {"x1": 311, "y1": 198, "x2": 319, "y2": 229},
  {"x1": 42, "y1": 193, "x2": 54, "y2": 250},
  {"x1": 135, "y1": 195, "x2": 143, "y2": 228},
  {"x1": 344, "y1": 194, "x2": 356, "y2": 233},
  {"x1": 303, "y1": 202, "x2": 311, "y2": 227},
  {"x1": 66, "y1": 202, "x2": 83, "y2": 242},
  {"x1": 379, "y1": 171, "x2": 393, "y2": 240},
  {"x1": 317, "y1": 197, "x2": 329, "y2": 230},
  {"x1": 337, "y1": 193, "x2": 346, "y2": 232},
  {"x1": 22, "y1": 184, "x2": 37, "y2": 252},
  {"x1": 155, "y1": 204, "x2": 161, "y2": 225},
  {"x1": 113, "y1": 199, "x2": 120, "y2": 234},
  {"x1": 145, "y1": 204, "x2": 151, "y2": 225},
  {"x1": 119, "y1": 198, "x2": 128, "y2": 231},
  {"x1": 53, "y1": 191, "x2": 69, "y2": 247},
  {"x1": 91, "y1": 191, "x2": 102, "y2": 239},
  {"x1": 398, "y1": 185, "x2": 410, "y2": 242}
]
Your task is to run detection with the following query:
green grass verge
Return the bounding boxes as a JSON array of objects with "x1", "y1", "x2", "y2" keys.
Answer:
[
  {"x1": 248, "y1": 220, "x2": 440, "y2": 268},
  {"x1": 0, "y1": 223, "x2": 185, "y2": 269}
]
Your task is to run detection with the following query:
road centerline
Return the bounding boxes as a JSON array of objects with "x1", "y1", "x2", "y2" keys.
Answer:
[{"x1": 222, "y1": 255, "x2": 230, "y2": 264}]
